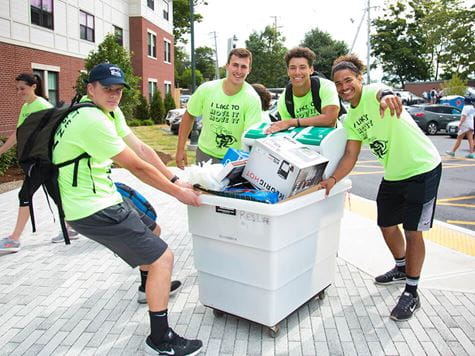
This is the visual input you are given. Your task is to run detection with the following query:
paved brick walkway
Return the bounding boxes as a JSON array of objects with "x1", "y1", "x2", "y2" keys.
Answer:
[{"x1": 0, "y1": 170, "x2": 474, "y2": 355}]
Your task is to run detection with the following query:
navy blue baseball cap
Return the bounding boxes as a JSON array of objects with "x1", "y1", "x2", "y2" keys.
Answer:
[{"x1": 86, "y1": 63, "x2": 130, "y2": 89}]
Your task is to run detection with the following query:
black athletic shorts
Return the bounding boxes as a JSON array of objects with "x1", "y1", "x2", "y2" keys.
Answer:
[
  {"x1": 67, "y1": 200, "x2": 167, "y2": 268},
  {"x1": 376, "y1": 163, "x2": 442, "y2": 231}
]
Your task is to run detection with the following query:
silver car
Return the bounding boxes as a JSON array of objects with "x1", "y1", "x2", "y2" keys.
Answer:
[{"x1": 406, "y1": 104, "x2": 461, "y2": 135}]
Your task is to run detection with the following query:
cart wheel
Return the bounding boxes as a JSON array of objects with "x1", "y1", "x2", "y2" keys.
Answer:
[
  {"x1": 317, "y1": 290, "x2": 326, "y2": 300},
  {"x1": 212, "y1": 309, "x2": 224, "y2": 317},
  {"x1": 268, "y1": 325, "x2": 280, "y2": 338}
]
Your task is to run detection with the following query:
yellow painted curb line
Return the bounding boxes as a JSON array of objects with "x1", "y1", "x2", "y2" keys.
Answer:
[{"x1": 344, "y1": 193, "x2": 475, "y2": 257}]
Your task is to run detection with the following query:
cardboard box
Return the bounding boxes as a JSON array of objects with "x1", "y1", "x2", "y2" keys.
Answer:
[{"x1": 242, "y1": 136, "x2": 329, "y2": 200}]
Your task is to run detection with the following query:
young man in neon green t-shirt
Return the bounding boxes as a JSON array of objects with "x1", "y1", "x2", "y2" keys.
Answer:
[
  {"x1": 322, "y1": 55, "x2": 441, "y2": 322},
  {"x1": 266, "y1": 47, "x2": 340, "y2": 134},
  {"x1": 52, "y1": 63, "x2": 203, "y2": 355},
  {"x1": 175, "y1": 48, "x2": 262, "y2": 167}
]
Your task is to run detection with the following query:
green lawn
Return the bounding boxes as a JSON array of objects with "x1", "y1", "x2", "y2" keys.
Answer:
[{"x1": 132, "y1": 124, "x2": 196, "y2": 166}]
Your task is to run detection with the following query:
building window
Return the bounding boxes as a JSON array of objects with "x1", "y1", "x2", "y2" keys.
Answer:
[
  {"x1": 148, "y1": 31, "x2": 156, "y2": 58},
  {"x1": 164, "y1": 40, "x2": 171, "y2": 63},
  {"x1": 80, "y1": 10, "x2": 95, "y2": 42},
  {"x1": 162, "y1": 0, "x2": 169, "y2": 20},
  {"x1": 147, "y1": 0, "x2": 154, "y2": 10},
  {"x1": 164, "y1": 82, "x2": 172, "y2": 95},
  {"x1": 31, "y1": 0, "x2": 54, "y2": 30},
  {"x1": 33, "y1": 69, "x2": 59, "y2": 106},
  {"x1": 148, "y1": 80, "x2": 157, "y2": 102},
  {"x1": 114, "y1": 26, "x2": 123, "y2": 46}
]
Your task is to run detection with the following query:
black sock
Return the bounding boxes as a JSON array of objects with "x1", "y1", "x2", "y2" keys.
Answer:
[
  {"x1": 404, "y1": 275, "x2": 420, "y2": 297},
  {"x1": 395, "y1": 256, "x2": 406, "y2": 273},
  {"x1": 140, "y1": 270, "x2": 148, "y2": 291},
  {"x1": 149, "y1": 309, "x2": 169, "y2": 345}
]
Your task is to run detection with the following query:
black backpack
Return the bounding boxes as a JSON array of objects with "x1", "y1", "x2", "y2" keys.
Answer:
[
  {"x1": 284, "y1": 73, "x2": 347, "y2": 118},
  {"x1": 16, "y1": 101, "x2": 97, "y2": 244}
]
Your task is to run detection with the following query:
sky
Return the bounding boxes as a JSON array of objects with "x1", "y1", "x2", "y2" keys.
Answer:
[{"x1": 190, "y1": 0, "x2": 386, "y2": 80}]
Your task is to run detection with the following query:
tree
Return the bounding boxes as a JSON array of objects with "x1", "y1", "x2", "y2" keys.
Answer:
[
  {"x1": 195, "y1": 46, "x2": 216, "y2": 81},
  {"x1": 179, "y1": 68, "x2": 204, "y2": 90},
  {"x1": 245, "y1": 25, "x2": 288, "y2": 88},
  {"x1": 75, "y1": 33, "x2": 141, "y2": 120},
  {"x1": 371, "y1": 1, "x2": 430, "y2": 86},
  {"x1": 440, "y1": 74, "x2": 467, "y2": 96},
  {"x1": 135, "y1": 94, "x2": 150, "y2": 121},
  {"x1": 150, "y1": 90, "x2": 165, "y2": 124},
  {"x1": 173, "y1": 0, "x2": 207, "y2": 44},
  {"x1": 301, "y1": 28, "x2": 348, "y2": 79},
  {"x1": 164, "y1": 92, "x2": 176, "y2": 114}
]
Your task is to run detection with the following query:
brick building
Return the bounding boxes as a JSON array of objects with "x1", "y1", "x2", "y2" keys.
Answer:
[{"x1": 0, "y1": 0, "x2": 174, "y2": 136}]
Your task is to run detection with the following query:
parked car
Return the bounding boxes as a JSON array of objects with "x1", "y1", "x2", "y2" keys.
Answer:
[
  {"x1": 165, "y1": 108, "x2": 202, "y2": 135},
  {"x1": 394, "y1": 90, "x2": 425, "y2": 105},
  {"x1": 406, "y1": 104, "x2": 461, "y2": 135},
  {"x1": 446, "y1": 120, "x2": 459, "y2": 138},
  {"x1": 180, "y1": 94, "x2": 191, "y2": 108}
]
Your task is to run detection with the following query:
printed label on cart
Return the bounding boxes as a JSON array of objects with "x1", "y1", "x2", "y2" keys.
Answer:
[
  {"x1": 238, "y1": 211, "x2": 270, "y2": 225},
  {"x1": 215, "y1": 206, "x2": 236, "y2": 215}
]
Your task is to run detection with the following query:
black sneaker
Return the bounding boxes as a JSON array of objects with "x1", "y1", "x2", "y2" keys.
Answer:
[
  {"x1": 390, "y1": 291, "x2": 420, "y2": 321},
  {"x1": 374, "y1": 267, "x2": 406, "y2": 285},
  {"x1": 145, "y1": 328, "x2": 202, "y2": 355},
  {"x1": 138, "y1": 280, "x2": 182, "y2": 304}
]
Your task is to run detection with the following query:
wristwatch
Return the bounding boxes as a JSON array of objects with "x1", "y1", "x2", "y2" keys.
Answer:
[
  {"x1": 380, "y1": 89, "x2": 395, "y2": 99},
  {"x1": 170, "y1": 175, "x2": 180, "y2": 183}
]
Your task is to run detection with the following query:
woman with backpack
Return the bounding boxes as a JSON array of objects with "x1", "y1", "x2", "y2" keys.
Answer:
[
  {"x1": 0, "y1": 73, "x2": 78, "y2": 252},
  {"x1": 321, "y1": 54, "x2": 441, "y2": 322}
]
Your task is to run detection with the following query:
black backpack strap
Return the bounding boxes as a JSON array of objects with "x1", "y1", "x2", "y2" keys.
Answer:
[
  {"x1": 284, "y1": 83, "x2": 295, "y2": 118},
  {"x1": 310, "y1": 76, "x2": 322, "y2": 114},
  {"x1": 56, "y1": 152, "x2": 90, "y2": 187}
]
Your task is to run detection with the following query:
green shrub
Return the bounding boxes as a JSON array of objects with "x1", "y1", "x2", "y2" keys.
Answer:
[
  {"x1": 128, "y1": 119, "x2": 143, "y2": 127},
  {"x1": 142, "y1": 119, "x2": 155, "y2": 126},
  {"x1": 164, "y1": 92, "x2": 176, "y2": 114},
  {"x1": 0, "y1": 137, "x2": 17, "y2": 175},
  {"x1": 150, "y1": 90, "x2": 165, "y2": 124},
  {"x1": 134, "y1": 94, "x2": 150, "y2": 122}
]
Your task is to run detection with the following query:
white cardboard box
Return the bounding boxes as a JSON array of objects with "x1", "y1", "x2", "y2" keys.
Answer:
[{"x1": 242, "y1": 136, "x2": 329, "y2": 200}]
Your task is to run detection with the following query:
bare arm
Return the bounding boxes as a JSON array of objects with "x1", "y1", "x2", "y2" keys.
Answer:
[
  {"x1": 112, "y1": 146, "x2": 200, "y2": 206},
  {"x1": 0, "y1": 131, "x2": 17, "y2": 156},
  {"x1": 266, "y1": 105, "x2": 339, "y2": 134},
  {"x1": 320, "y1": 140, "x2": 362, "y2": 196},
  {"x1": 124, "y1": 132, "x2": 192, "y2": 188},
  {"x1": 175, "y1": 111, "x2": 195, "y2": 169}
]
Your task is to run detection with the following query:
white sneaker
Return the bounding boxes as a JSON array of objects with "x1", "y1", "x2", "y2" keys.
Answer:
[{"x1": 51, "y1": 229, "x2": 79, "y2": 243}]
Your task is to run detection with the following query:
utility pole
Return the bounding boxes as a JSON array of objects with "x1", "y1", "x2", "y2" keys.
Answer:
[
  {"x1": 210, "y1": 31, "x2": 220, "y2": 80},
  {"x1": 367, "y1": 0, "x2": 371, "y2": 83},
  {"x1": 190, "y1": 0, "x2": 196, "y2": 92},
  {"x1": 270, "y1": 16, "x2": 280, "y2": 44}
]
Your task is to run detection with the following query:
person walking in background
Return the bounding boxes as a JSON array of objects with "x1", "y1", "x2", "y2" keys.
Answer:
[
  {"x1": 175, "y1": 48, "x2": 262, "y2": 166},
  {"x1": 0, "y1": 73, "x2": 79, "y2": 252},
  {"x1": 52, "y1": 63, "x2": 202, "y2": 355},
  {"x1": 265, "y1": 47, "x2": 340, "y2": 134},
  {"x1": 321, "y1": 54, "x2": 442, "y2": 321},
  {"x1": 446, "y1": 98, "x2": 475, "y2": 159}
]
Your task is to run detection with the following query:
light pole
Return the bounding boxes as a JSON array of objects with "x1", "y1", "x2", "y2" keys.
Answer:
[{"x1": 189, "y1": 0, "x2": 199, "y2": 147}]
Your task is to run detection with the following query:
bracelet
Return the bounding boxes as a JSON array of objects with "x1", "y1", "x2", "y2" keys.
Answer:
[
  {"x1": 329, "y1": 175, "x2": 337, "y2": 184},
  {"x1": 379, "y1": 89, "x2": 394, "y2": 99},
  {"x1": 170, "y1": 175, "x2": 180, "y2": 183},
  {"x1": 296, "y1": 118, "x2": 301, "y2": 127}
]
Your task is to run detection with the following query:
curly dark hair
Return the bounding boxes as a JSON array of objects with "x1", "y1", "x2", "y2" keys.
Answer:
[
  {"x1": 284, "y1": 47, "x2": 316, "y2": 68},
  {"x1": 252, "y1": 83, "x2": 272, "y2": 111}
]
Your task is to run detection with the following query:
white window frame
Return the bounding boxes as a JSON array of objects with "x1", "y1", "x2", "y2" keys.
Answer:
[
  {"x1": 147, "y1": 30, "x2": 157, "y2": 59},
  {"x1": 164, "y1": 39, "x2": 171, "y2": 64},
  {"x1": 164, "y1": 81, "x2": 172, "y2": 95},
  {"x1": 31, "y1": 63, "x2": 61, "y2": 106},
  {"x1": 148, "y1": 78, "x2": 158, "y2": 102}
]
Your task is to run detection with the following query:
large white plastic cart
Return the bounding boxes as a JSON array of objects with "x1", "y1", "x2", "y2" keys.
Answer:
[{"x1": 187, "y1": 179, "x2": 351, "y2": 336}]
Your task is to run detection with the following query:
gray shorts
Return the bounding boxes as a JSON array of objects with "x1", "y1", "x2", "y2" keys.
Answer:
[
  {"x1": 67, "y1": 200, "x2": 167, "y2": 268},
  {"x1": 196, "y1": 146, "x2": 222, "y2": 165}
]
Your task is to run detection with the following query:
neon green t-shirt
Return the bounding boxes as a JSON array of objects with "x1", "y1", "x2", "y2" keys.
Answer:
[
  {"x1": 343, "y1": 84, "x2": 441, "y2": 181},
  {"x1": 187, "y1": 79, "x2": 263, "y2": 158},
  {"x1": 17, "y1": 97, "x2": 52, "y2": 127},
  {"x1": 52, "y1": 97, "x2": 131, "y2": 220},
  {"x1": 277, "y1": 77, "x2": 340, "y2": 120}
]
